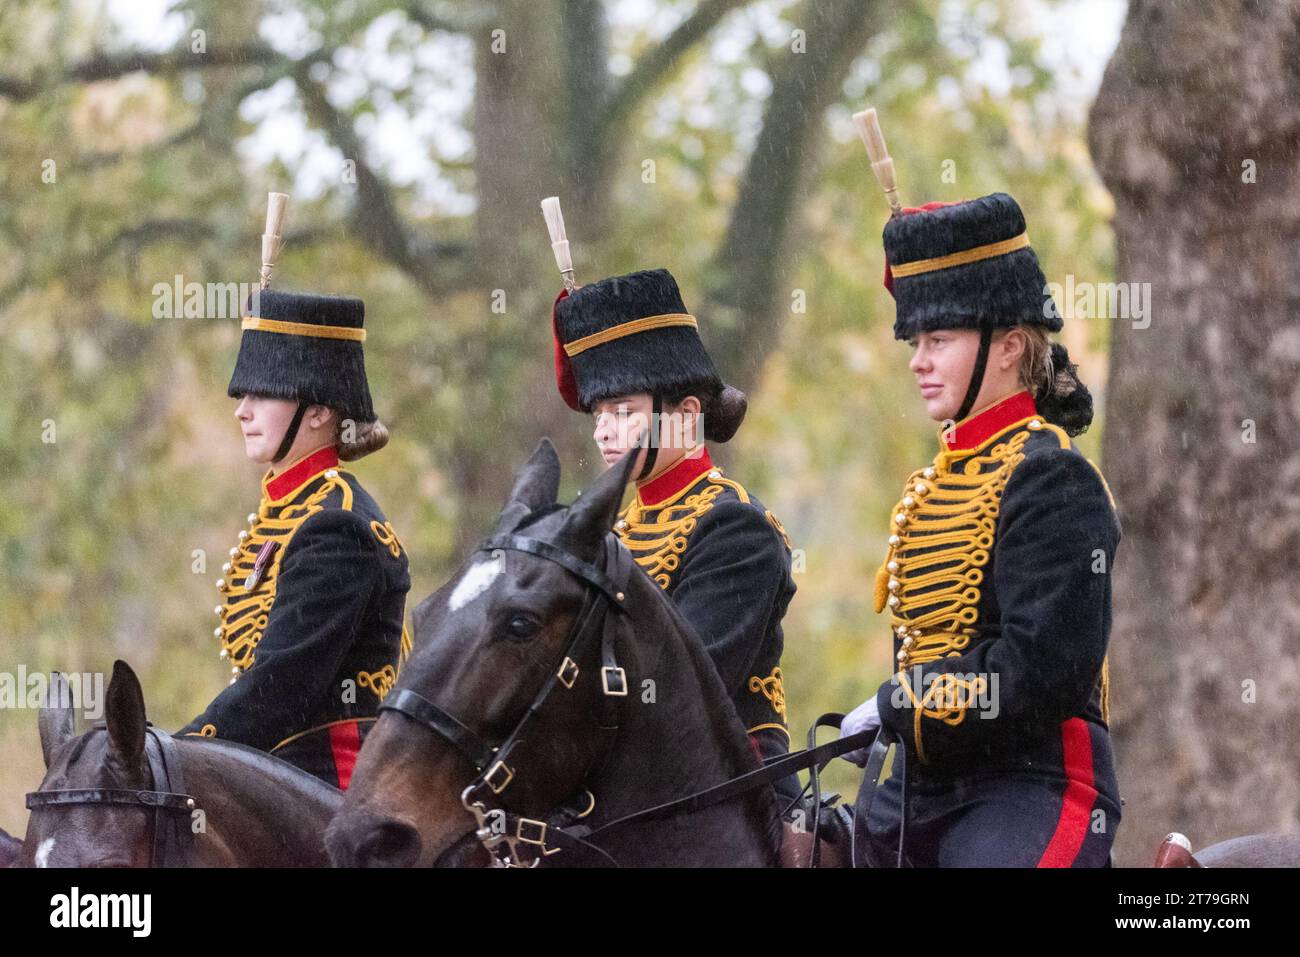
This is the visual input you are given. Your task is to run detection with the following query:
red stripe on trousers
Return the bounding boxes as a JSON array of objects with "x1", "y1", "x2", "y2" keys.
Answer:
[
  {"x1": 1037, "y1": 717, "x2": 1098, "y2": 868},
  {"x1": 329, "y1": 721, "x2": 362, "y2": 791}
]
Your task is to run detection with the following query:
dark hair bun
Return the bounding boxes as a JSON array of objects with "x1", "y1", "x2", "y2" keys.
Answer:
[
  {"x1": 1037, "y1": 343, "x2": 1093, "y2": 437},
  {"x1": 703, "y1": 385, "x2": 748, "y2": 443}
]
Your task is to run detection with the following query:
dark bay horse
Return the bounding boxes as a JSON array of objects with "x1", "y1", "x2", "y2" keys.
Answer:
[
  {"x1": 22, "y1": 662, "x2": 341, "y2": 867},
  {"x1": 327, "y1": 439, "x2": 789, "y2": 867}
]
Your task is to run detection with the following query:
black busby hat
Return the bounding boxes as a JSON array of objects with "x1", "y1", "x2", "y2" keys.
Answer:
[
  {"x1": 882, "y1": 192, "x2": 1061, "y2": 340},
  {"x1": 551, "y1": 268, "x2": 747, "y2": 442},
  {"x1": 228, "y1": 289, "x2": 375, "y2": 424}
]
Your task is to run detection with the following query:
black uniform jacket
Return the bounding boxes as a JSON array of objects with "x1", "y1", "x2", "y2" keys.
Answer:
[
  {"x1": 872, "y1": 390, "x2": 1121, "y2": 802},
  {"x1": 180, "y1": 445, "x2": 410, "y2": 788},
  {"x1": 614, "y1": 447, "x2": 797, "y2": 764}
]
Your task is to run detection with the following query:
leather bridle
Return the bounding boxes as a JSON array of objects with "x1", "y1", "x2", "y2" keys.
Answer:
[
  {"x1": 25, "y1": 726, "x2": 198, "y2": 868},
  {"x1": 381, "y1": 529, "x2": 635, "y2": 867},
  {"x1": 382, "y1": 526, "x2": 902, "y2": 868}
]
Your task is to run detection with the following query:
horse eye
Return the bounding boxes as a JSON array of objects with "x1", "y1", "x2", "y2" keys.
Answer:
[{"x1": 504, "y1": 614, "x2": 540, "y2": 641}]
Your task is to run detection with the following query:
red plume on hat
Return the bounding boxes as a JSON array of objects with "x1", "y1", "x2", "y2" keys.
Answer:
[
  {"x1": 551, "y1": 286, "x2": 582, "y2": 411},
  {"x1": 541, "y1": 198, "x2": 584, "y2": 410}
]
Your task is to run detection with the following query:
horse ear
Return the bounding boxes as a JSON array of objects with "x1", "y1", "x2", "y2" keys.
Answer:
[
  {"x1": 560, "y1": 443, "x2": 639, "y2": 556},
  {"x1": 37, "y1": 671, "x2": 76, "y2": 769},
  {"x1": 105, "y1": 660, "x2": 146, "y2": 763},
  {"x1": 492, "y1": 438, "x2": 561, "y2": 534}
]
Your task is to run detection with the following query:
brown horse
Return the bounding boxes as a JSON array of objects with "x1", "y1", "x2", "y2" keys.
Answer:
[
  {"x1": 327, "y1": 439, "x2": 811, "y2": 867},
  {"x1": 22, "y1": 662, "x2": 341, "y2": 867}
]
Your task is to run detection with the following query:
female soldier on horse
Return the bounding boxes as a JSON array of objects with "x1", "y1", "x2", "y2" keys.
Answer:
[
  {"x1": 548, "y1": 267, "x2": 804, "y2": 810},
  {"x1": 840, "y1": 192, "x2": 1123, "y2": 867},
  {"x1": 179, "y1": 285, "x2": 410, "y2": 791}
]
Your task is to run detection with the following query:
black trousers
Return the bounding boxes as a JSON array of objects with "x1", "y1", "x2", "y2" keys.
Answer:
[{"x1": 864, "y1": 765, "x2": 1121, "y2": 867}]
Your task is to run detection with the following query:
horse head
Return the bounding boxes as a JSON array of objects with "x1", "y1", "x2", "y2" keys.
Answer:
[
  {"x1": 329, "y1": 438, "x2": 779, "y2": 867},
  {"x1": 23, "y1": 662, "x2": 159, "y2": 867},
  {"x1": 328, "y1": 439, "x2": 643, "y2": 866}
]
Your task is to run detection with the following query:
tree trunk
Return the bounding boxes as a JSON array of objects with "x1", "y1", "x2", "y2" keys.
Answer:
[
  {"x1": 453, "y1": 3, "x2": 577, "y2": 548},
  {"x1": 1088, "y1": 0, "x2": 1300, "y2": 865}
]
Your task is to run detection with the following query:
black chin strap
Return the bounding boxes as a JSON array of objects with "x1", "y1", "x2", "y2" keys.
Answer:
[
  {"x1": 272, "y1": 402, "x2": 307, "y2": 464},
  {"x1": 636, "y1": 394, "x2": 662, "y2": 482},
  {"x1": 953, "y1": 325, "x2": 994, "y2": 423}
]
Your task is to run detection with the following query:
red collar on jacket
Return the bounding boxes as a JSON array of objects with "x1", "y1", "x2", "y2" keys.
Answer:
[
  {"x1": 264, "y1": 445, "x2": 340, "y2": 501},
  {"x1": 944, "y1": 390, "x2": 1038, "y2": 451},
  {"x1": 635, "y1": 446, "x2": 715, "y2": 508}
]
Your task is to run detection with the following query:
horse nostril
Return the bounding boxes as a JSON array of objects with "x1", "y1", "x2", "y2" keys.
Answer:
[
  {"x1": 370, "y1": 821, "x2": 421, "y2": 868},
  {"x1": 330, "y1": 815, "x2": 421, "y2": 868}
]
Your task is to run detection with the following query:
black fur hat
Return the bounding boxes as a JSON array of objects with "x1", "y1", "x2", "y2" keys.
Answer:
[
  {"x1": 882, "y1": 192, "x2": 1061, "y2": 340},
  {"x1": 227, "y1": 289, "x2": 375, "y2": 423},
  {"x1": 552, "y1": 269, "x2": 747, "y2": 441}
]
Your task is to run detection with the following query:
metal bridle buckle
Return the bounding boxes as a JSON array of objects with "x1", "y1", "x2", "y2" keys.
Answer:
[
  {"x1": 484, "y1": 759, "x2": 515, "y2": 794},
  {"x1": 516, "y1": 817, "x2": 561, "y2": 856},
  {"x1": 556, "y1": 656, "x2": 580, "y2": 689},
  {"x1": 601, "y1": 666, "x2": 628, "y2": 697}
]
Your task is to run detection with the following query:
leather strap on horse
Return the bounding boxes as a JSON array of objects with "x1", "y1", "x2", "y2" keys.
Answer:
[
  {"x1": 474, "y1": 536, "x2": 631, "y2": 784},
  {"x1": 483, "y1": 533, "x2": 628, "y2": 608},
  {"x1": 805, "y1": 712, "x2": 842, "y2": 868},
  {"x1": 541, "y1": 716, "x2": 904, "y2": 868},
  {"x1": 477, "y1": 721, "x2": 886, "y2": 868},
  {"x1": 382, "y1": 688, "x2": 497, "y2": 772},
  {"x1": 25, "y1": 726, "x2": 198, "y2": 867},
  {"x1": 850, "y1": 725, "x2": 905, "y2": 868},
  {"x1": 567, "y1": 721, "x2": 883, "y2": 844},
  {"x1": 382, "y1": 532, "x2": 636, "y2": 867},
  {"x1": 146, "y1": 726, "x2": 195, "y2": 868}
]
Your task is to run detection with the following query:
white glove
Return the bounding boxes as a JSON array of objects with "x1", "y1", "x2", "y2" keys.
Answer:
[{"x1": 839, "y1": 696, "x2": 881, "y2": 768}]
